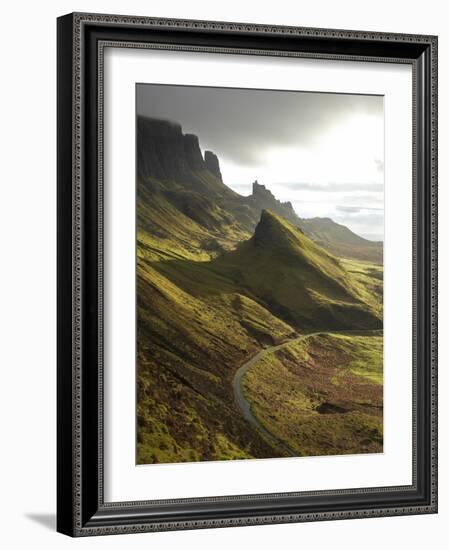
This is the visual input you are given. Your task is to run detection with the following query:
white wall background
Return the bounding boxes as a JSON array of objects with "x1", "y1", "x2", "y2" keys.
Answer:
[{"x1": 0, "y1": 1, "x2": 446, "y2": 548}]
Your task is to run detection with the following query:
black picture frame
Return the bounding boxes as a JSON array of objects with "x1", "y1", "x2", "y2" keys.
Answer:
[{"x1": 57, "y1": 12, "x2": 438, "y2": 537}]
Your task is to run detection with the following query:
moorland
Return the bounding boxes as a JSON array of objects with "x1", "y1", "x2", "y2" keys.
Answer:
[{"x1": 136, "y1": 116, "x2": 383, "y2": 464}]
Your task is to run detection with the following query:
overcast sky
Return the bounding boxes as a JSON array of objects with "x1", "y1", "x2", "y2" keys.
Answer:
[{"x1": 137, "y1": 84, "x2": 384, "y2": 241}]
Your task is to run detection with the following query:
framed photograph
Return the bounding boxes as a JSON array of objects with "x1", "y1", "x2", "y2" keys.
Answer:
[{"x1": 57, "y1": 12, "x2": 438, "y2": 536}]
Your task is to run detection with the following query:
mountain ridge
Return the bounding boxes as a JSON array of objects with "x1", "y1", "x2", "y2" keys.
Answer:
[
  {"x1": 212, "y1": 210, "x2": 381, "y2": 330},
  {"x1": 137, "y1": 116, "x2": 382, "y2": 264}
]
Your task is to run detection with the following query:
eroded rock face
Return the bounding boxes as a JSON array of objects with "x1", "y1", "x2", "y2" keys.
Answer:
[
  {"x1": 250, "y1": 181, "x2": 301, "y2": 227},
  {"x1": 204, "y1": 150, "x2": 222, "y2": 181},
  {"x1": 136, "y1": 116, "x2": 383, "y2": 264},
  {"x1": 137, "y1": 117, "x2": 190, "y2": 180},
  {"x1": 184, "y1": 134, "x2": 205, "y2": 171},
  {"x1": 282, "y1": 201, "x2": 295, "y2": 213},
  {"x1": 137, "y1": 116, "x2": 223, "y2": 183}
]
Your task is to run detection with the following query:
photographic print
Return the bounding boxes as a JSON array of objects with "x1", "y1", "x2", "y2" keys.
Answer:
[
  {"x1": 57, "y1": 15, "x2": 437, "y2": 534},
  {"x1": 136, "y1": 84, "x2": 384, "y2": 465}
]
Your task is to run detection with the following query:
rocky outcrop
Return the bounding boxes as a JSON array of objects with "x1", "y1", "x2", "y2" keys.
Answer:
[
  {"x1": 137, "y1": 116, "x2": 223, "y2": 184},
  {"x1": 252, "y1": 181, "x2": 275, "y2": 202},
  {"x1": 204, "y1": 151, "x2": 222, "y2": 181},
  {"x1": 137, "y1": 117, "x2": 189, "y2": 180},
  {"x1": 250, "y1": 181, "x2": 303, "y2": 228},
  {"x1": 137, "y1": 116, "x2": 383, "y2": 264},
  {"x1": 282, "y1": 201, "x2": 295, "y2": 214},
  {"x1": 253, "y1": 209, "x2": 284, "y2": 248},
  {"x1": 184, "y1": 134, "x2": 205, "y2": 171}
]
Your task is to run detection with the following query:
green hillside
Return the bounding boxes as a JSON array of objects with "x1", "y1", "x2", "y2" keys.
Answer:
[
  {"x1": 137, "y1": 210, "x2": 382, "y2": 463},
  {"x1": 136, "y1": 116, "x2": 384, "y2": 464},
  {"x1": 137, "y1": 179, "x2": 251, "y2": 263},
  {"x1": 154, "y1": 210, "x2": 381, "y2": 332},
  {"x1": 242, "y1": 332, "x2": 383, "y2": 456}
]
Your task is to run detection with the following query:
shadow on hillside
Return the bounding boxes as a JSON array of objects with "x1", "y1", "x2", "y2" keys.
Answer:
[{"x1": 147, "y1": 251, "x2": 382, "y2": 333}]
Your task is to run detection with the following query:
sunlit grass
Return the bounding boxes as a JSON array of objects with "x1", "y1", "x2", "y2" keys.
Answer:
[
  {"x1": 136, "y1": 173, "x2": 384, "y2": 463},
  {"x1": 242, "y1": 332, "x2": 383, "y2": 457}
]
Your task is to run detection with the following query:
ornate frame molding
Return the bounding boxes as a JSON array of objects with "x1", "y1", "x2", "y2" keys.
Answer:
[{"x1": 57, "y1": 12, "x2": 438, "y2": 537}]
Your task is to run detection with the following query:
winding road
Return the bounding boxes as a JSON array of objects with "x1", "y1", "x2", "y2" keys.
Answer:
[
  {"x1": 232, "y1": 332, "x2": 323, "y2": 457},
  {"x1": 233, "y1": 329, "x2": 381, "y2": 457}
]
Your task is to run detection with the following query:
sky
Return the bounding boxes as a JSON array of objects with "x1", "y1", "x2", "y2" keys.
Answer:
[{"x1": 137, "y1": 84, "x2": 384, "y2": 241}]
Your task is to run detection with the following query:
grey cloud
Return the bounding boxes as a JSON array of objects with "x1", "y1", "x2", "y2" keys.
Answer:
[
  {"x1": 334, "y1": 211, "x2": 384, "y2": 236},
  {"x1": 334, "y1": 211, "x2": 383, "y2": 224},
  {"x1": 228, "y1": 182, "x2": 251, "y2": 190},
  {"x1": 137, "y1": 84, "x2": 383, "y2": 166},
  {"x1": 227, "y1": 182, "x2": 252, "y2": 195},
  {"x1": 336, "y1": 205, "x2": 383, "y2": 214},
  {"x1": 137, "y1": 83, "x2": 384, "y2": 237},
  {"x1": 360, "y1": 233, "x2": 384, "y2": 242},
  {"x1": 279, "y1": 182, "x2": 384, "y2": 193},
  {"x1": 340, "y1": 193, "x2": 384, "y2": 203}
]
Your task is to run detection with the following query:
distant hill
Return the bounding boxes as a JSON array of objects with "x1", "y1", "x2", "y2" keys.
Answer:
[
  {"x1": 299, "y1": 217, "x2": 383, "y2": 264},
  {"x1": 246, "y1": 184, "x2": 383, "y2": 264}
]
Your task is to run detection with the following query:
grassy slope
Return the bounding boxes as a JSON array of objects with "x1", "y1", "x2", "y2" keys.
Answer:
[
  {"x1": 340, "y1": 258, "x2": 383, "y2": 318},
  {"x1": 207, "y1": 211, "x2": 382, "y2": 330},
  {"x1": 138, "y1": 177, "x2": 252, "y2": 262},
  {"x1": 137, "y1": 179, "x2": 300, "y2": 462},
  {"x1": 243, "y1": 332, "x2": 383, "y2": 456},
  {"x1": 137, "y1": 263, "x2": 297, "y2": 463},
  {"x1": 137, "y1": 173, "x2": 384, "y2": 463}
]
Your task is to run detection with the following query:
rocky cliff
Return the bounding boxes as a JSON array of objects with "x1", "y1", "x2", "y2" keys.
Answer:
[
  {"x1": 137, "y1": 116, "x2": 382, "y2": 264},
  {"x1": 137, "y1": 116, "x2": 223, "y2": 184},
  {"x1": 204, "y1": 150, "x2": 222, "y2": 181},
  {"x1": 249, "y1": 181, "x2": 302, "y2": 228}
]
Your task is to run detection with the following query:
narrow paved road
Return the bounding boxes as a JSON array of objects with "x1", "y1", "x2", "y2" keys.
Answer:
[
  {"x1": 233, "y1": 329, "x2": 381, "y2": 457},
  {"x1": 232, "y1": 332, "x2": 323, "y2": 457}
]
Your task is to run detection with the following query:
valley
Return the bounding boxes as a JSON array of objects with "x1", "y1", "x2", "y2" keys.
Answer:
[{"x1": 136, "y1": 116, "x2": 384, "y2": 464}]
